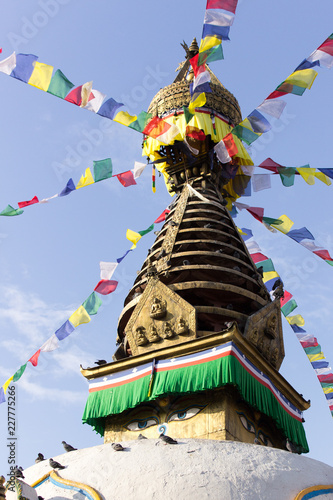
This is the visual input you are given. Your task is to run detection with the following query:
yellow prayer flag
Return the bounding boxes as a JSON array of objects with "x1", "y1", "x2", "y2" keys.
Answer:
[
  {"x1": 113, "y1": 111, "x2": 137, "y2": 127},
  {"x1": 188, "y1": 93, "x2": 207, "y2": 113},
  {"x1": 271, "y1": 214, "x2": 294, "y2": 234},
  {"x1": 263, "y1": 271, "x2": 279, "y2": 283},
  {"x1": 296, "y1": 167, "x2": 316, "y2": 185},
  {"x1": 69, "y1": 305, "x2": 91, "y2": 328},
  {"x1": 199, "y1": 36, "x2": 221, "y2": 53},
  {"x1": 323, "y1": 387, "x2": 333, "y2": 394},
  {"x1": 126, "y1": 229, "x2": 142, "y2": 249},
  {"x1": 286, "y1": 314, "x2": 305, "y2": 327},
  {"x1": 284, "y1": 69, "x2": 318, "y2": 89},
  {"x1": 28, "y1": 61, "x2": 54, "y2": 91},
  {"x1": 307, "y1": 352, "x2": 325, "y2": 362},
  {"x1": 76, "y1": 168, "x2": 95, "y2": 189},
  {"x1": 237, "y1": 227, "x2": 247, "y2": 235},
  {"x1": 3, "y1": 375, "x2": 14, "y2": 393},
  {"x1": 315, "y1": 171, "x2": 331, "y2": 186},
  {"x1": 241, "y1": 118, "x2": 262, "y2": 136}
]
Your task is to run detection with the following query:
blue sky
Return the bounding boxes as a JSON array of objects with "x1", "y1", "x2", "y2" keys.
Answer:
[{"x1": 0, "y1": 0, "x2": 333, "y2": 474}]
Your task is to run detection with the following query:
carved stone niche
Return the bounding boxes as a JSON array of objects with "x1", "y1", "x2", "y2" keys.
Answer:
[
  {"x1": 125, "y1": 277, "x2": 196, "y2": 356},
  {"x1": 243, "y1": 300, "x2": 285, "y2": 371}
]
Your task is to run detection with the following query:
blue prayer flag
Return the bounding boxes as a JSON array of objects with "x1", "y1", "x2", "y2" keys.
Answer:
[
  {"x1": 10, "y1": 54, "x2": 38, "y2": 82},
  {"x1": 55, "y1": 320, "x2": 75, "y2": 340},
  {"x1": 287, "y1": 227, "x2": 315, "y2": 243},
  {"x1": 97, "y1": 98, "x2": 124, "y2": 120},
  {"x1": 59, "y1": 178, "x2": 76, "y2": 197}
]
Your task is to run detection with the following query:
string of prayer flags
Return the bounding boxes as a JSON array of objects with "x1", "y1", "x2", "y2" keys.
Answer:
[
  {"x1": 0, "y1": 203, "x2": 172, "y2": 403},
  {"x1": 228, "y1": 33, "x2": 333, "y2": 148},
  {"x1": 243, "y1": 232, "x2": 333, "y2": 416},
  {"x1": 152, "y1": 165, "x2": 156, "y2": 193}
]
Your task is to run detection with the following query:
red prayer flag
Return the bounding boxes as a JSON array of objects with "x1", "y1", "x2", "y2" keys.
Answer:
[
  {"x1": 29, "y1": 349, "x2": 41, "y2": 367},
  {"x1": 206, "y1": 0, "x2": 238, "y2": 13},
  {"x1": 313, "y1": 249, "x2": 333, "y2": 261},
  {"x1": 143, "y1": 116, "x2": 171, "y2": 139},
  {"x1": 300, "y1": 340, "x2": 319, "y2": 348},
  {"x1": 223, "y1": 133, "x2": 238, "y2": 157},
  {"x1": 64, "y1": 85, "x2": 94, "y2": 106},
  {"x1": 154, "y1": 209, "x2": 170, "y2": 224},
  {"x1": 318, "y1": 373, "x2": 333, "y2": 384},
  {"x1": 94, "y1": 279, "x2": 118, "y2": 295},
  {"x1": 246, "y1": 207, "x2": 264, "y2": 222},
  {"x1": 189, "y1": 54, "x2": 206, "y2": 78},
  {"x1": 280, "y1": 291, "x2": 293, "y2": 308},
  {"x1": 251, "y1": 252, "x2": 268, "y2": 264},
  {"x1": 18, "y1": 196, "x2": 39, "y2": 208},
  {"x1": 318, "y1": 37, "x2": 333, "y2": 56},
  {"x1": 186, "y1": 126, "x2": 206, "y2": 141},
  {"x1": 116, "y1": 171, "x2": 137, "y2": 187},
  {"x1": 257, "y1": 158, "x2": 282, "y2": 173}
]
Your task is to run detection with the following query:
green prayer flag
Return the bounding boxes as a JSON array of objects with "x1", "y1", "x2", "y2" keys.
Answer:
[
  {"x1": 82, "y1": 292, "x2": 102, "y2": 315},
  {"x1": 326, "y1": 260, "x2": 333, "y2": 266},
  {"x1": 198, "y1": 44, "x2": 223, "y2": 66},
  {"x1": 232, "y1": 125, "x2": 259, "y2": 146},
  {"x1": 304, "y1": 344, "x2": 322, "y2": 355},
  {"x1": 93, "y1": 158, "x2": 113, "y2": 182},
  {"x1": 138, "y1": 224, "x2": 155, "y2": 237},
  {"x1": 47, "y1": 69, "x2": 75, "y2": 99},
  {"x1": 183, "y1": 106, "x2": 194, "y2": 124},
  {"x1": 262, "y1": 217, "x2": 283, "y2": 226},
  {"x1": 129, "y1": 111, "x2": 152, "y2": 133},
  {"x1": 0, "y1": 204, "x2": 23, "y2": 216},
  {"x1": 281, "y1": 299, "x2": 298, "y2": 317},
  {"x1": 13, "y1": 363, "x2": 27, "y2": 382},
  {"x1": 255, "y1": 258, "x2": 275, "y2": 273},
  {"x1": 278, "y1": 167, "x2": 296, "y2": 187}
]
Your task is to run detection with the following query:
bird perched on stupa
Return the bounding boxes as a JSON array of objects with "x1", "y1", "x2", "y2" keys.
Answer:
[
  {"x1": 62, "y1": 440, "x2": 77, "y2": 452},
  {"x1": 159, "y1": 433, "x2": 178, "y2": 445},
  {"x1": 49, "y1": 458, "x2": 65, "y2": 470},
  {"x1": 95, "y1": 359, "x2": 107, "y2": 366},
  {"x1": 13, "y1": 466, "x2": 24, "y2": 479},
  {"x1": 35, "y1": 453, "x2": 45, "y2": 463},
  {"x1": 111, "y1": 442, "x2": 127, "y2": 451}
]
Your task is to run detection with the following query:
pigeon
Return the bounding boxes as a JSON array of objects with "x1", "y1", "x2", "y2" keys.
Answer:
[
  {"x1": 233, "y1": 250, "x2": 240, "y2": 259},
  {"x1": 183, "y1": 260, "x2": 190, "y2": 266},
  {"x1": 233, "y1": 266, "x2": 241, "y2": 272},
  {"x1": 158, "y1": 249, "x2": 166, "y2": 258},
  {"x1": 154, "y1": 231, "x2": 160, "y2": 236},
  {"x1": 137, "y1": 433, "x2": 148, "y2": 440},
  {"x1": 62, "y1": 441, "x2": 77, "y2": 452},
  {"x1": 94, "y1": 359, "x2": 107, "y2": 366},
  {"x1": 35, "y1": 453, "x2": 45, "y2": 463},
  {"x1": 215, "y1": 248, "x2": 224, "y2": 254},
  {"x1": 257, "y1": 266, "x2": 264, "y2": 277},
  {"x1": 49, "y1": 458, "x2": 65, "y2": 470},
  {"x1": 111, "y1": 443, "x2": 126, "y2": 451},
  {"x1": 254, "y1": 437, "x2": 261, "y2": 445},
  {"x1": 38, "y1": 496, "x2": 45, "y2": 500},
  {"x1": 159, "y1": 433, "x2": 178, "y2": 445},
  {"x1": 204, "y1": 223, "x2": 212, "y2": 228},
  {"x1": 14, "y1": 466, "x2": 24, "y2": 479},
  {"x1": 272, "y1": 280, "x2": 284, "y2": 300},
  {"x1": 226, "y1": 303, "x2": 234, "y2": 310},
  {"x1": 168, "y1": 220, "x2": 179, "y2": 227}
]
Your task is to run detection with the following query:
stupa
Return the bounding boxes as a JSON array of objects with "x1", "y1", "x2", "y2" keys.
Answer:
[{"x1": 80, "y1": 39, "x2": 309, "y2": 453}]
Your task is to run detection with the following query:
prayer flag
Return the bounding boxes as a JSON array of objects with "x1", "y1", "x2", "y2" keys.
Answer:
[
  {"x1": 296, "y1": 167, "x2": 316, "y2": 185},
  {"x1": 40, "y1": 334, "x2": 59, "y2": 352},
  {"x1": 132, "y1": 161, "x2": 146, "y2": 179},
  {"x1": 10, "y1": 53, "x2": 38, "y2": 82},
  {"x1": 154, "y1": 209, "x2": 170, "y2": 224},
  {"x1": 28, "y1": 61, "x2": 53, "y2": 91},
  {"x1": 65, "y1": 82, "x2": 93, "y2": 106},
  {"x1": 29, "y1": 349, "x2": 41, "y2": 367},
  {"x1": 113, "y1": 110, "x2": 137, "y2": 127},
  {"x1": 251, "y1": 253, "x2": 268, "y2": 264},
  {"x1": 186, "y1": 126, "x2": 206, "y2": 141},
  {"x1": 198, "y1": 44, "x2": 223, "y2": 66},
  {"x1": 204, "y1": 9, "x2": 235, "y2": 27},
  {"x1": 202, "y1": 23, "x2": 231, "y2": 41},
  {"x1": 138, "y1": 224, "x2": 155, "y2": 237},
  {"x1": 82, "y1": 292, "x2": 102, "y2": 315},
  {"x1": 94, "y1": 279, "x2": 118, "y2": 295},
  {"x1": 284, "y1": 69, "x2": 318, "y2": 89},
  {"x1": 18, "y1": 196, "x2": 39, "y2": 208},
  {"x1": 281, "y1": 299, "x2": 298, "y2": 317},
  {"x1": 69, "y1": 305, "x2": 91, "y2": 327},
  {"x1": 290, "y1": 324, "x2": 306, "y2": 333},
  {"x1": 280, "y1": 291, "x2": 293, "y2": 307},
  {"x1": 246, "y1": 240, "x2": 262, "y2": 253},
  {"x1": 93, "y1": 158, "x2": 113, "y2": 182},
  {"x1": 97, "y1": 97, "x2": 124, "y2": 119},
  {"x1": 100, "y1": 262, "x2": 118, "y2": 280},
  {"x1": 246, "y1": 206, "x2": 264, "y2": 222},
  {"x1": 240, "y1": 227, "x2": 253, "y2": 240},
  {"x1": 206, "y1": 0, "x2": 238, "y2": 14},
  {"x1": 152, "y1": 164, "x2": 156, "y2": 193},
  {"x1": 13, "y1": 364, "x2": 27, "y2": 382},
  {"x1": 271, "y1": 214, "x2": 294, "y2": 234},
  {"x1": 301, "y1": 339, "x2": 319, "y2": 349},
  {"x1": 312, "y1": 361, "x2": 329, "y2": 369},
  {"x1": 255, "y1": 258, "x2": 274, "y2": 273},
  {"x1": 315, "y1": 171, "x2": 331, "y2": 186},
  {"x1": 83, "y1": 89, "x2": 106, "y2": 112},
  {"x1": 59, "y1": 178, "x2": 75, "y2": 196},
  {"x1": 199, "y1": 36, "x2": 222, "y2": 54},
  {"x1": 80, "y1": 81, "x2": 93, "y2": 107},
  {"x1": 313, "y1": 249, "x2": 333, "y2": 261},
  {"x1": 286, "y1": 315, "x2": 305, "y2": 327},
  {"x1": 223, "y1": 133, "x2": 238, "y2": 157},
  {"x1": 129, "y1": 111, "x2": 152, "y2": 133},
  {"x1": 55, "y1": 320, "x2": 75, "y2": 340},
  {"x1": 263, "y1": 271, "x2": 279, "y2": 283},
  {"x1": 116, "y1": 170, "x2": 136, "y2": 187},
  {"x1": 190, "y1": 54, "x2": 206, "y2": 78},
  {"x1": 247, "y1": 110, "x2": 272, "y2": 134},
  {"x1": 183, "y1": 106, "x2": 194, "y2": 124},
  {"x1": 252, "y1": 174, "x2": 271, "y2": 192},
  {"x1": 287, "y1": 227, "x2": 314, "y2": 243},
  {"x1": 256, "y1": 99, "x2": 287, "y2": 119},
  {"x1": 0, "y1": 52, "x2": 16, "y2": 75},
  {"x1": 318, "y1": 168, "x2": 333, "y2": 180},
  {"x1": 3, "y1": 376, "x2": 14, "y2": 393},
  {"x1": 76, "y1": 168, "x2": 94, "y2": 189},
  {"x1": 232, "y1": 122, "x2": 261, "y2": 146},
  {"x1": 278, "y1": 167, "x2": 296, "y2": 187},
  {"x1": 214, "y1": 140, "x2": 231, "y2": 163},
  {"x1": 47, "y1": 69, "x2": 74, "y2": 99},
  {"x1": 0, "y1": 204, "x2": 23, "y2": 216},
  {"x1": 307, "y1": 353, "x2": 325, "y2": 362},
  {"x1": 188, "y1": 92, "x2": 207, "y2": 113},
  {"x1": 318, "y1": 374, "x2": 333, "y2": 384},
  {"x1": 126, "y1": 229, "x2": 142, "y2": 249},
  {"x1": 257, "y1": 158, "x2": 281, "y2": 173},
  {"x1": 117, "y1": 249, "x2": 132, "y2": 263}
]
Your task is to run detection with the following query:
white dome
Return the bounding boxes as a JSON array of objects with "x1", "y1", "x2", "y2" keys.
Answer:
[{"x1": 16, "y1": 439, "x2": 333, "y2": 500}]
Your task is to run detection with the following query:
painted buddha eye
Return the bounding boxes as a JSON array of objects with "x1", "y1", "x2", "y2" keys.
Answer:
[
  {"x1": 168, "y1": 406, "x2": 204, "y2": 422},
  {"x1": 124, "y1": 417, "x2": 158, "y2": 431},
  {"x1": 239, "y1": 415, "x2": 255, "y2": 433},
  {"x1": 258, "y1": 432, "x2": 273, "y2": 447}
]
